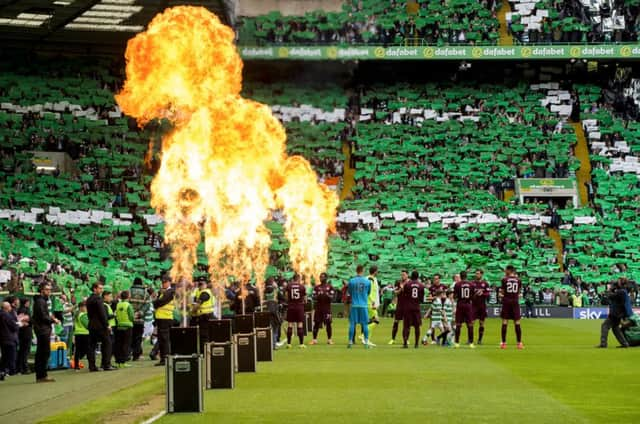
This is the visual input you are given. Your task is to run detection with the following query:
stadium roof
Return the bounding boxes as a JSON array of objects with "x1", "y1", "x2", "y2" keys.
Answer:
[{"x1": 0, "y1": 0, "x2": 232, "y2": 54}]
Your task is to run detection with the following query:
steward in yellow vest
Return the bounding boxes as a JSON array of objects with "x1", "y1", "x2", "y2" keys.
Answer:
[
  {"x1": 192, "y1": 279, "x2": 215, "y2": 349},
  {"x1": 114, "y1": 291, "x2": 135, "y2": 366},
  {"x1": 153, "y1": 278, "x2": 175, "y2": 365},
  {"x1": 73, "y1": 302, "x2": 89, "y2": 370},
  {"x1": 192, "y1": 280, "x2": 215, "y2": 317}
]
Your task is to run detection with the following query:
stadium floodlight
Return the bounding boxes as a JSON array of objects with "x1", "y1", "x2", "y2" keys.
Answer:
[
  {"x1": 0, "y1": 12, "x2": 53, "y2": 28},
  {"x1": 84, "y1": 11, "x2": 133, "y2": 18},
  {"x1": 93, "y1": 5, "x2": 142, "y2": 12},
  {"x1": 65, "y1": 23, "x2": 144, "y2": 31},
  {"x1": 75, "y1": 17, "x2": 124, "y2": 24}
]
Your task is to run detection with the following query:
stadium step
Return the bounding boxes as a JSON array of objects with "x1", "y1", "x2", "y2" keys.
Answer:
[
  {"x1": 547, "y1": 228, "x2": 564, "y2": 272},
  {"x1": 571, "y1": 122, "x2": 592, "y2": 207},
  {"x1": 497, "y1": 0, "x2": 514, "y2": 46},
  {"x1": 503, "y1": 189, "x2": 515, "y2": 202},
  {"x1": 340, "y1": 139, "x2": 356, "y2": 201}
]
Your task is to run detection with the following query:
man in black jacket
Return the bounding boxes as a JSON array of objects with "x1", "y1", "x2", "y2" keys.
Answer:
[
  {"x1": 32, "y1": 283, "x2": 59, "y2": 382},
  {"x1": 0, "y1": 300, "x2": 19, "y2": 376},
  {"x1": 17, "y1": 298, "x2": 32, "y2": 374},
  {"x1": 232, "y1": 278, "x2": 260, "y2": 315},
  {"x1": 86, "y1": 282, "x2": 115, "y2": 371},
  {"x1": 597, "y1": 280, "x2": 631, "y2": 348},
  {"x1": 129, "y1": 277, "x2": 149, "y2": 361}
]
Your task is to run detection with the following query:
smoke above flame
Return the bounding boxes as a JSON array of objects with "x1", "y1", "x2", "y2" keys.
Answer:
[{"x1": 115, "y1": 6, "x2": 339, "y2": 289}]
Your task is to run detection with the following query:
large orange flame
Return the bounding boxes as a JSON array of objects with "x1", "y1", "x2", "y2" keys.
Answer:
[{"x1": 116, "y1": 6, "x2": 339, "y2": 293}]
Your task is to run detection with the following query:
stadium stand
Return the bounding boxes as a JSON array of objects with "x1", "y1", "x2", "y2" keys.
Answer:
[
  {"x1": 560, "y1": 83, "x2": 640, "y2": 292},
  {"x1": 345, "y1": 82, "x2": 579, "y2": 212},
  {"x1": 326, "y1": 79, "x2": 584, "y2": 291},
  {"x1": 237, "y1": 0, "x2": 501, "y2": 46},
  {"x1": 0, "y1": 52, "x2": 637, "y2": 308}
]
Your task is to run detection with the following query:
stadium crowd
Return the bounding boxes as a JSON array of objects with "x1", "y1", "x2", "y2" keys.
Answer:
[
  {"x1": 238, "y1": 0, "x2": 500, "y2": 46},
  {"x1": 237, "y1": 0, "x2": 640, "y2": 46}
]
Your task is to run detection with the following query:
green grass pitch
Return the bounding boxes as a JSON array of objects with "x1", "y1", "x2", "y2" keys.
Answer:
[{"x1": 155, "y1": 317, "x2": 639, "y2": 424}]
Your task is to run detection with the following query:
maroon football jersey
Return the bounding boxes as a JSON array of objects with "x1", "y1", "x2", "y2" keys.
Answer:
[
  {"x1": 501, "y1": 276, "x2": 522, "y2": 302},
  {"x1": 403, "y1": 280, "x2": 425, "y2": 311},
  {"x1": 313, "y1": 284, "x2": 334, "y2": 312},
  {"x1": 395, "y1": 280, "x2": 409, "y2": 308},
  {"x1": 287, "y1": 282, "x2": 306, "y2": 305},
  {"x1": 429, "y1": 283, "x2": 446, "y2": 298},
  {"x1": 454, "y1": 280, "x2": 475, "y2": 304},
  {"x1": 472, "y1": 280, "x2": 490, "y2": 306}
]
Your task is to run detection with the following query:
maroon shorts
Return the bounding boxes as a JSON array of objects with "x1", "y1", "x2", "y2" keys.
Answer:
[
  {"x1": 455, "y1": 302, "x2": 474, "y2": 325},
  {"x1": 286, "y1": 305, "x2": 305, "y2": 323},
  {"x1": 403, "y1": 309, "x2": 422, "y2": 328},
  {"x1": 500, "y1": 301, "x2": 521, "y2": 320},
  {"x1": 314, "y1": 310, "x2": 332, "y2": 324},
  {"x1": 473, "y1": 304, "x2": 488, "y2": 321},
  {"x1": 394, "y1": 306, "x2": 405, "y2": 321}
]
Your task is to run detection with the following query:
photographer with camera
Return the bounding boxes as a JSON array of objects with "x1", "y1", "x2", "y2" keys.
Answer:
[{"x1": 597, "y1": 280, "x2": 631, "y2": 348}]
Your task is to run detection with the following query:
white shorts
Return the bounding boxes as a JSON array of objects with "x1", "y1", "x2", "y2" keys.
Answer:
[{"x1": 430, "y1": 321, "x2": 445, "y2": 331}]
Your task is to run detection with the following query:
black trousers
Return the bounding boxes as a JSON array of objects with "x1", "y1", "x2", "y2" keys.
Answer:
[
  {"x1": 381, "y1": 299, "x2": 392, "y2": 317},
  {"x1": 35, "y1": 333, "x2": 51, "y2": 380},
  {"x1": 17, "y1": 329, "x2": 31, "y2": 373},
  {"x1": 0, "y1": 343, "x2": 17, "y2": 375},
  {"x1": 88, "y1": 328, "x2": 112, "y2": 370},
  {"x1": 131, "y1": 323, "x2": 144, "y2": 360},
  {"x1": 601, "y1": 315, "x2": 629, "y2": 347},
  {"x1": 525, "y1": 304, "x2": 536, "y2": 318},
  {"x1": 114, "y1": 328, "x2": 132, "y2": 363},
  {"x1": 74, "y1": 334, "x2": 89, "y2": 369},
  {"x1": 156, "y1": 319, "x2": 173, "y2": 361},
  {"x1": 266, "y1": 301, "x2": 281, "y2": 344}
]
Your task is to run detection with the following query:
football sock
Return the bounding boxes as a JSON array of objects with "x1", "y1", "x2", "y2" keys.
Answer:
[
  {"x1": 441, "y1": 330, "x2": 449, "y2": 344},
  {"x1": 297, "y1": 327, "x2": 304, "y2": 345},
  {"x1": 326, "y1": 322, "x2": 332, "y2": 340},
  {"x1": 478, "y1": 326, "x2": 485, "y2": 343},
  {"x1": 348, "y1": 320, "x2": 356, "y2": 344},
  {"x1": 515, "y1": 324, "x2": 522, "y2": 343},
  {"x1": 501, "y1": 324, "x2": 507, "y2": 343},
  {"x1": 367, "y1": 321, "x2": 377, "y2": 337},
  {"x1": 454, "y1": 326, "x2": 461, "y2": 343},
  {"x1": 467, "y1": 324, "x2": 474, "y2": 344},
  {"x1": 402, "y1": 324, "x2": 409, "y2": 345},
  {"x1": 312, "y1": 323, "x2": 319, "y2": 339},
  {"x1": 362, "y1": 323, "x2": 369, "y2": 342},
  {"x1": 287, "y1": 327, "x2": 293, "y2": 345},
  {"x1": 391, "y1": 321, "x2": 399, "y2": 340},
  {"x1": 414, "y1": 327, "x2": 420, "y2": 347}
]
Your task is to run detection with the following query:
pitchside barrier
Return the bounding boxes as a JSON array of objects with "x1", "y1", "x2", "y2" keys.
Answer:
[{"x1": 329, "y1": 303, "x2": 628, "y2": 320}]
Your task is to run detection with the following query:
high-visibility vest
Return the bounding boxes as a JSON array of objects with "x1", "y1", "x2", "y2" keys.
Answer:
[
  {"x1": 115, "y1": 301, "x2": 133, "y2": 328},
  {"x1": 105, "y1": 303, "x2": 116, "y2": 328},
  {"x1": 74, "y1": 312, "x2": 89, "y2": 336},
  {"x1": 155, "y1": 290, "x2": 175, "y2": 320},
  {"x1": 195, "y1": 288, "x2": 214, "y2": 316},
  {"x1": 191, "y1": 288, "x2": 200, "y2": 317}
]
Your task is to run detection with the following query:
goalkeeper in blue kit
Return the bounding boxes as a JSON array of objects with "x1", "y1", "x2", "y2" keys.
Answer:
[{"x1": 348, "y1": 264, "x2": 371, "y2": 348}]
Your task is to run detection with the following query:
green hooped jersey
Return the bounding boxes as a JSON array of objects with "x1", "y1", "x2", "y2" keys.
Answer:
[{"x1": 624, "y1": 314, "x2": 640, "y2": 343}]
